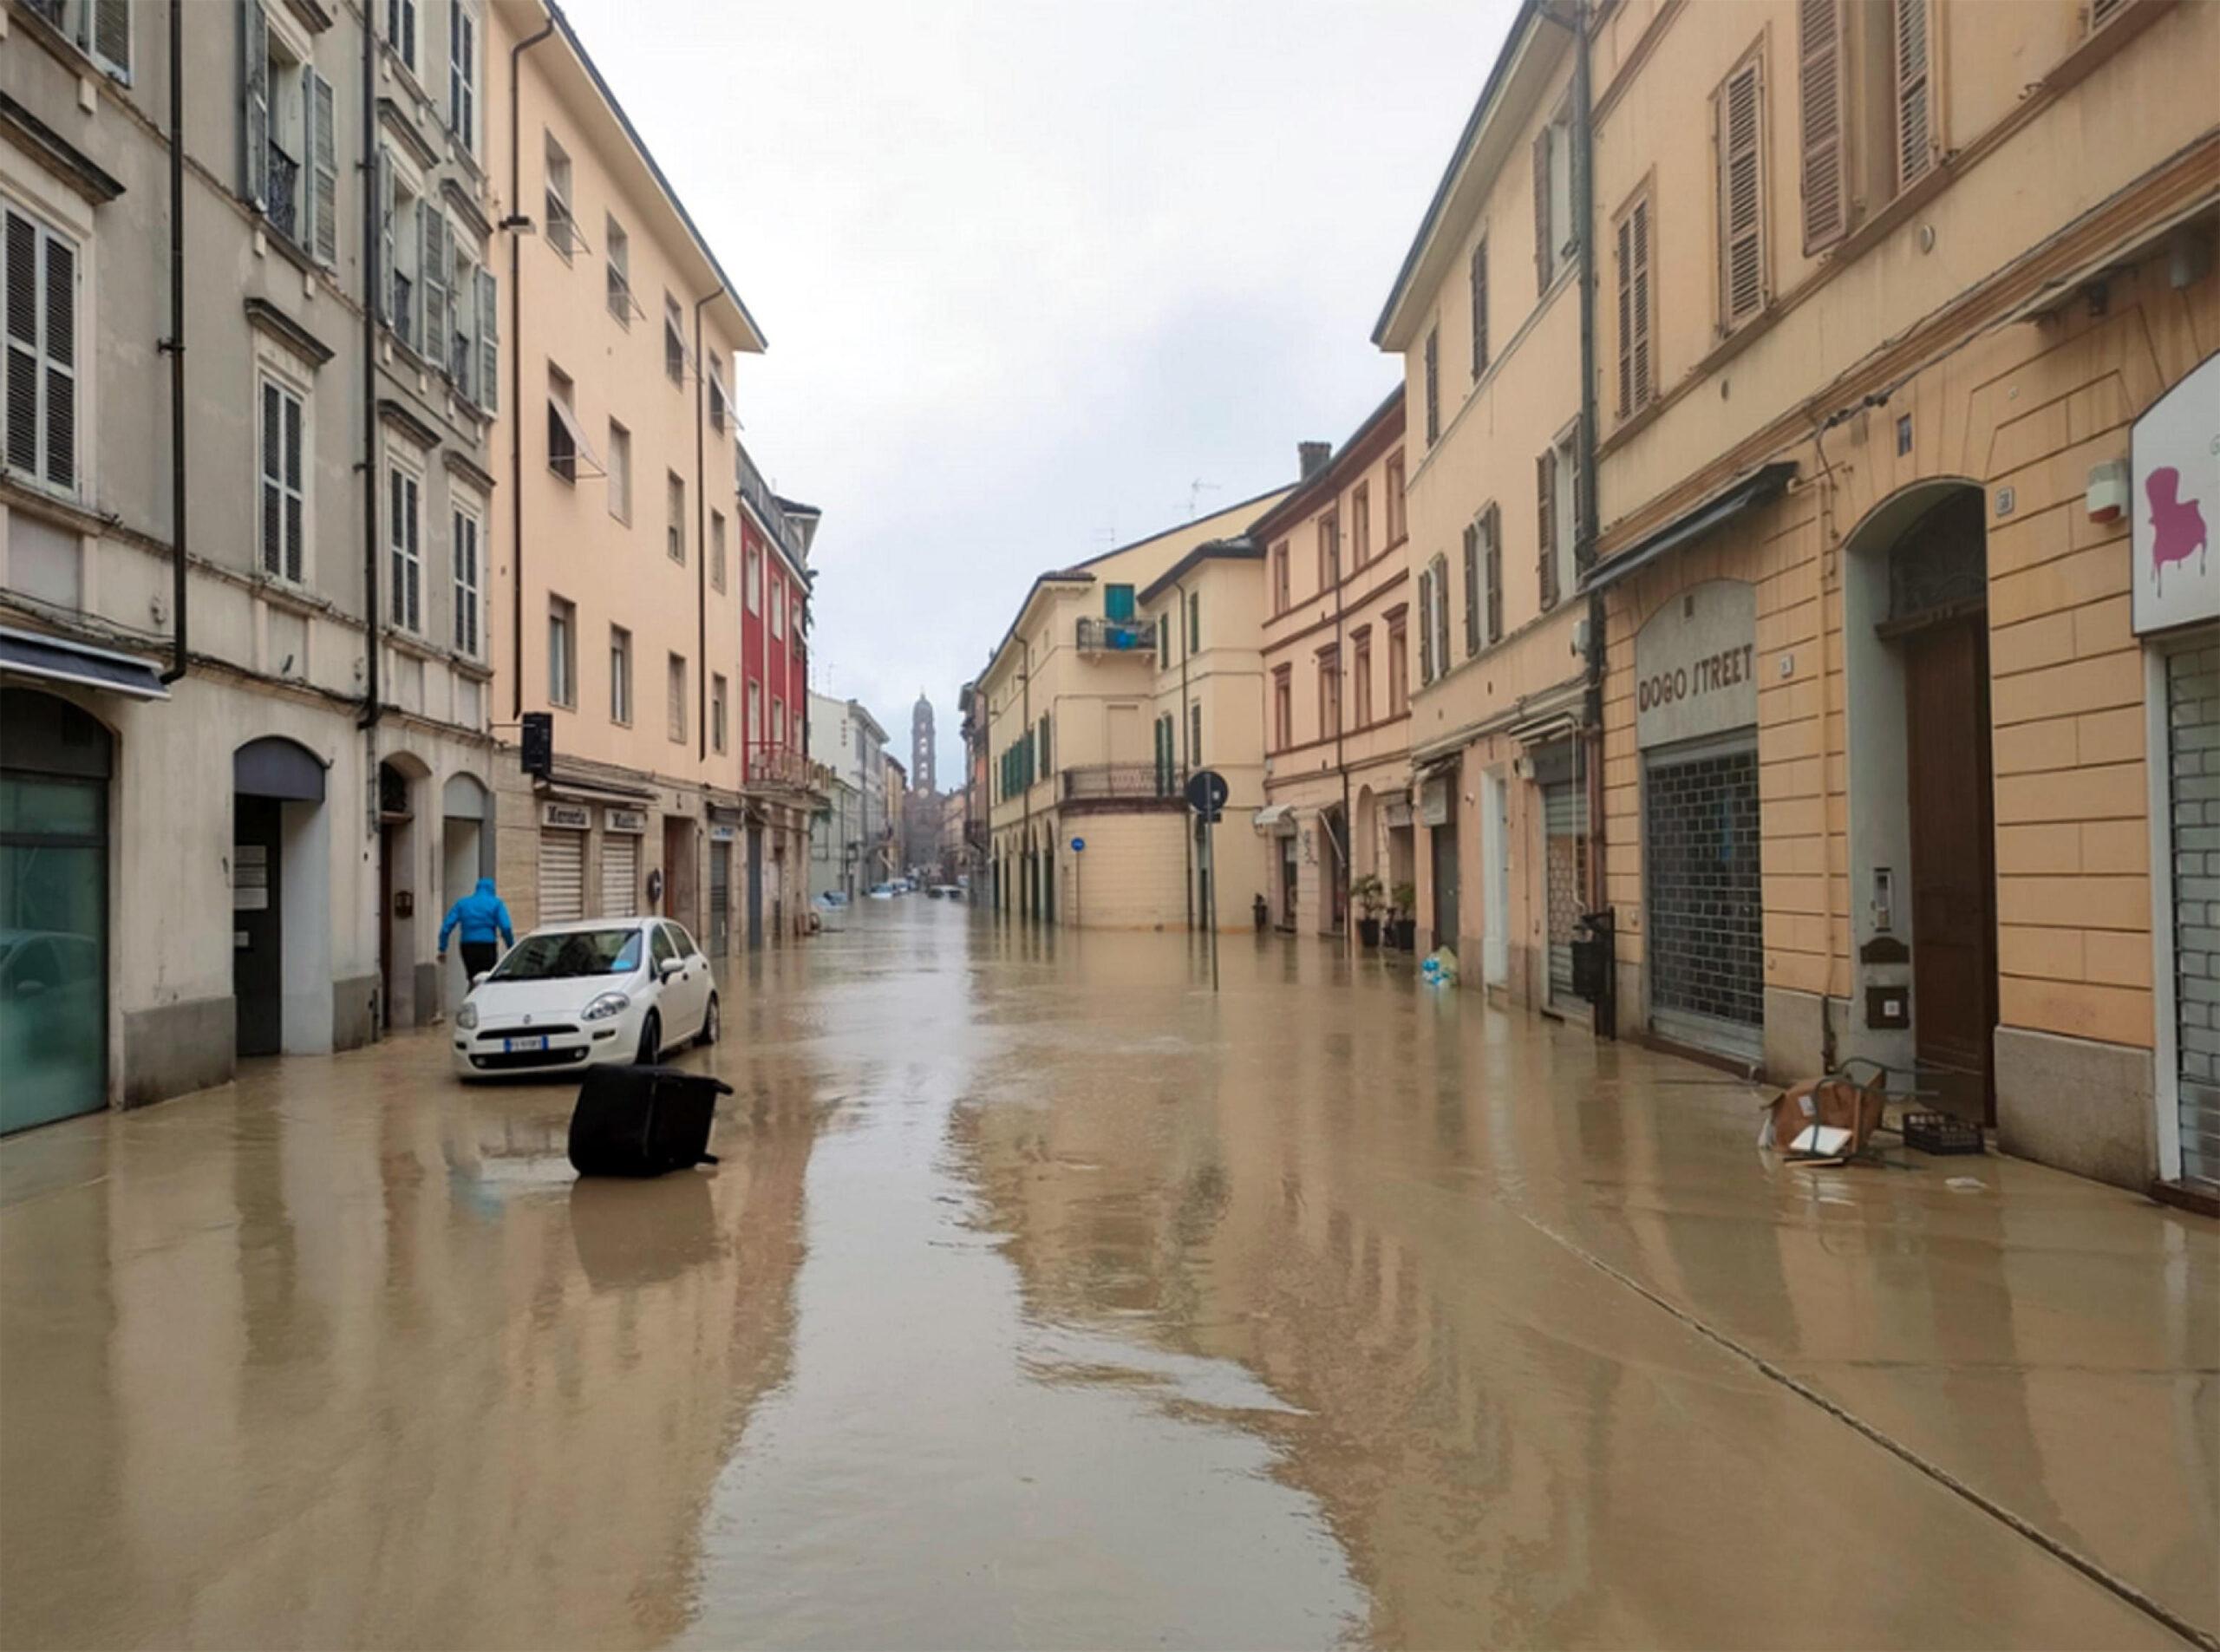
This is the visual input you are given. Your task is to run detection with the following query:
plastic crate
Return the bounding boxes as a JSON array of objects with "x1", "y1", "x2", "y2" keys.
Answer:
[{"x1": 1902, "y1": 1111, "x2": 1984, "y2": 1156}]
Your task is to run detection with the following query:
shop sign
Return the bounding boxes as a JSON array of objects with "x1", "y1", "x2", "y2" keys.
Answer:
[
  {"x1": 540, "y1": 801, "x2": 591, "y2": 831},
  {"x1": 1418, "y1": 775, "x2": 1453, "y2": 826},
  {"x1": 604, "y1": 807, "x2": 648, "y2": 836},
  {"x1": 1383, "y1": 798, "x2": 1414, "y2": 829},
  {"x1": 2131, "y1": 351, "x2": 2219, "y2": 637},
  {"x1": 708, "y1": 824, "x2": 737, "y2": 843},
  {"x1": 1634, "y1": 579, "x2": 1757, "y2": 749}
]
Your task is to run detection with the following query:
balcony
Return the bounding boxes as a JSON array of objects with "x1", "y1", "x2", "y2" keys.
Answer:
[
  {"x1": 1074, "y1": 617, "x2": 1157, "y2": 655},
  {"x1": 1061, "y1": 764, "x2": 1185, "y2": 813},
  {"x1": 735, "y1": 439, "x2": 808, "y2": 567},
  {"x1": 265, "y1": 142, "x2": 302, "y2": 244},
  {"x1": 745, "y1": 746, "x2": 820, "y2": 794}
]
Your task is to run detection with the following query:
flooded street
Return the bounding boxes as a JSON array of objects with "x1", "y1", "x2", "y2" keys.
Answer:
[{"x1": 3, "y1": 900, "x2": 2216, "y2": 1649}]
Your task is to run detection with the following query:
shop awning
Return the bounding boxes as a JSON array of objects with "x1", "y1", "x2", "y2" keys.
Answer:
[
  {"x1": 1582, "y1": 462, "x2": 1798, "y2": 594},
  {"x1": 1253, "y1": 804, "x2": 1296, "y2": 833},
  {"x1": 0, "y1": 627, "x2": 168, "y2": 700}
]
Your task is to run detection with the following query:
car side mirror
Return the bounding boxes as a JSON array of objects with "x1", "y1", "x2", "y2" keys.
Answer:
[
  {"x1": 659, "y1": 958, "x2": 683, "y2": 980},
  {"x1": 471, "y1": 972, "x2": 491, "y2": 987}
]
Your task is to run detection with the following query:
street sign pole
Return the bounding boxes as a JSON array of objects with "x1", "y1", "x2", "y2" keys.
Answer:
[{"x1": 1184, "y1": 768, "x2": 1229, "y2": 994}]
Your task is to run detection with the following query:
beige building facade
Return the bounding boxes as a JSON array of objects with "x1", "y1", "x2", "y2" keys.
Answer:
[
  {"x1": 977, "y1": 490, "x2": 1287, "y2": 930},
  {"x1": 1254, "y1": 398, "x2": 1414, "y2": 944},
  {"x1": 1570, "y1": 0, "x2": 2218, "y2": 1195}
]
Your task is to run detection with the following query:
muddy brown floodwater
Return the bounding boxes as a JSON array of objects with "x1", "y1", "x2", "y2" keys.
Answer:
[{"x1": 2, "y1": 899, "x2": 2216, "y2": 1649}]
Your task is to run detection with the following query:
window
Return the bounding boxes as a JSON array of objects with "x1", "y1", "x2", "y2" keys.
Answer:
[
  {"x1": 1483, "y1": 504, "x2": 1504, "y2": 645},
  {"x1": 548, "y1": 597, "x2": 576, "y2": 707},
  {"x1": 544, "y1": 134, "x2": 574, "y2": 258},
  {"x1": 1105, "y1": 582, "x2": 1135, "y2": 621},
  {"x1": 1893, "y1": 0, "x2": 1936, "y2": 193},
  {"x1": 1387, "y1": 619, "x2": 1408, "y2": 715},
  {"x1": 1461, "y1": 520, "x2": 1481, "y2": 657},
  {"x1": 606, "y1": 421, "x2": 630, "y2": 520},
  {"x1": 1537, "y1": 432, "x2": 1580, "y2": 612},
  {"x1": 546, "y1": 363, "x2": 580, "y2": 480},
  {"x1": 1428, "y1": 555, "x2": 1451, "y2": 682},
  {"x1": 605, "y1": 216, "x2": 631, "y2": 323},
  {"x1": 745, "y1": 543, "x2": 762, "y2": 613},
  {"x1": 447, "y1": 3, "x2": 476, "y2": 154},
  {"x1": 242, "y1": 13, "x2": 336, "y2": 263},
  {"x1": 667, "y1": 653, "x2": 688, "y2": 742},
  {"x1": 1616, "y1": 188, "x2": 1655, "y2": 417},
  {"x1": 1272, "y1": 667, "x2": 1293, "y2": 750},
  {"x1": 1416, "y1": 569, "x2": 1434, "y2": 684},
  {"x1": 452, "y1": 503, "x2": 482, "y2": 655},
  {"x1": 36, "y1": 0, "x2": 131, "y2": 79},
  {"x1": 1423, "y1": 326, "x2": 1440, "y2": 445},
  {"x1": 793, "y1": 590, "x2": 806, "y2": 640},
  {"x1": 1038, "y1": 715, "x2": 1053, "y2": 779},
  {"x1": 663, "y1": 294, "x2": 685, "y2": 384},
  {"x1": 1317, "y1": 511, "x2": 1340, "y2": 591},
  {"x1": 1187, "y1": 591, "x2": 1200, "y2": 652},
  {"x1": 708, "y1": 351, "x2": 727, "y2": 430},
  {"x1": 770, "y1": 571, "x2": 786, "y2": 638},
  {"x1": 748, "y1": 681, "x2": 762, "y2": 751},
  {"x1": 1798, "y1": 0, "x2": 1848, "y2": 252},
  {"x1": 385, "y1": 0, "x2": 415, "y2": 73},
  {"x1": 1715, "y1": 48, "x2": 1767, "y2": 333},
  {"x1": 1384, "y1": 453, "x2": 1406, "y2": 545},
  {"x1": 667, "y1": 472, "x2": 686, "y2": 563},
  {"x1": 1318, "y1": 646, "x2": 1342, "y2": 738},
  {"x1": 1187, "y1": 704, "x2": 1200, "y2": 767},
  {"x1": 1533, "y1": 110, "x2": 1572, "y2": 292},
  {"x1": 379, "y1": 159, "x2": 426, "y2": 349},
  {"x1": 709, "y1": 509, "x2": 728, "y2": 591},
  {"x1": 1272, "y1": 539, "x2": 1291, "y2": 612},
  {"x1": 712, "y1": 674, "x2": 728, "y2": 754},
  {"x1": 257, "y1": 376, "x2": 305, "y2": 582},
  {"x1": 1351, "y1": 483, "x2": 1371, "y2": 567},
  {"x1": 1470, "y1": 236, "x2": 1490, "y2": 377},
  {"x1": 1154, "y1": 713, "x2": 1176, "y2": 793},
  {"x1": 770, "y1": 695, "x2": 783, "y2": 748},
  {"x1": 610, "y1": 625, "x2": 632, "y2": 724},
  {"x1": 1352, "y1": 630, "x2": 1373, "y2": 727},
  {"x1": 388, "y1": 463, "x2": 421, "y2": 632}
]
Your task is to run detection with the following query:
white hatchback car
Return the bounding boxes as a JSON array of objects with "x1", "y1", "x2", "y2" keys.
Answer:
[{"x1": 450, "y1": 917, "x2": 718, "y2": 1078}]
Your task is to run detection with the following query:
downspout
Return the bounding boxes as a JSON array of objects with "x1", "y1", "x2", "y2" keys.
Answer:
[
  {"x1": 693, "y1": 286, "x2": 716, "y2": 762},
  {"x1": 1571, "y1": 0, "x2": 1610, "y2": 983},
  {"x1": 357, "y1": 7, "x2": 381, "y2": 729},
  {"x1": 1335, "y1": 527, "x2": 1351, "y2": 950},
  {"x1": 1173, "y1": 582, "x2": 1193, "y2": 930},
  {"x1": 1020, "y1": 643, "x2": 1032, "y2": 919},
  {"x1": 157, "y1": 0, "x2": 187, "y2": 683},
  {"x1": 507, "y1": 15, "x2": 557, "y2": 722}
]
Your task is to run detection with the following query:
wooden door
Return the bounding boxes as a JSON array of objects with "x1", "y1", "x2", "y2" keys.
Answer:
[
  {"x1": 1905, "y1": 618, "x2": 1998, "y2": 1121},
  {"x1": 234, "y1": 796, "x2": 284, "y2": 1058}
]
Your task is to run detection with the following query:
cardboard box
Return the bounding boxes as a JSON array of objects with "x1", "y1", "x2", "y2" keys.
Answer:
[{"x1": 1761, "y1": 1074, "x2": 1887, "y2": 1155}]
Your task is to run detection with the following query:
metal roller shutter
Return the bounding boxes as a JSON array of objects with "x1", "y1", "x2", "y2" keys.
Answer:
[
  {"x1": 601, "y1": 833, "x2": 638, "y2": 917},
  {"x1": 1543, "y1": 778, "x2": 1586, "y2": 1003},
  {"x1": 1642, "y1": 737, "x2": 1763, "y2": 1061},
  {"x1": 709, "y1": 841, "x2": 730, "y2": 954},
  {"x1": 2167, "y1": 637, "x2": 2220, "y2": 1193},
  {"x1": 539, "y1": 830, "x2": 584, "y2": 924}
]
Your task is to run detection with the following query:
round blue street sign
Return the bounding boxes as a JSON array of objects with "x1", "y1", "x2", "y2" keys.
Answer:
[{"x1": 1070, "y1": 836, "x2": 1086, "y2": 852}]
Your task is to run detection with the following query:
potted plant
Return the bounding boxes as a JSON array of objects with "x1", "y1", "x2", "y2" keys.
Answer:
[
  {"x1": 1351, "y1": 874, "x2": 1385, "y2": 948},
  {"x1": 1390, "y1": 882, "x2": 1420, "y2": 951}
]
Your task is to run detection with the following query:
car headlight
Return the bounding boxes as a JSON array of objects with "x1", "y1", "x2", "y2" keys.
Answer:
[
  {"x1": 455, "y1": 1002, "x2": 479, "y2": 1030},
  {"x1": 581, "y1": 990, "x2": 631, "y2": 1022}
]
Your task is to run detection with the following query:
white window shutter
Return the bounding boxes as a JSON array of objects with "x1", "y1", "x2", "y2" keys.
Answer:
[
  {"x1": 241, "y1": 1, "x2": 270, "y2": 210},
  {"x1": 419, "y1": 203, "x2": 448, "y2": 368},
  {"x1": 93, "y1": 0, "x2": 132, "y2": 79},
  {"x1": 375, "y1": 149, "x2": 395, "y2": 326},
  {"x1": 476, "y1": 268, "x2": 499, "y2": 413},
  {"x1": 308, "y1": 69, "x2": 339, "y2": 266}
]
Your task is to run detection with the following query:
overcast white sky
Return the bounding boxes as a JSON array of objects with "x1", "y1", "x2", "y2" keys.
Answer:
[{"x1": 564, "y1": 0, "x2": 1518, "y2": 790}]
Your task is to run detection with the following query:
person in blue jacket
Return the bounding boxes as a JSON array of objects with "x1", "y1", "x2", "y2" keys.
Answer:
[{"x1": 438, "y1": 877, "x2": 514, "y2": 979}]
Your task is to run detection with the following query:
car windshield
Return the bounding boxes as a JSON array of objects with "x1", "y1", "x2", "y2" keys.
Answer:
[{"x1": 488, "y1": 928, "x2": 642, "y2": 981}]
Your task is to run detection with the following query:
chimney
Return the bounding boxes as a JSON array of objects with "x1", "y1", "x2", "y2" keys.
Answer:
[{"x1": 1297, "y1": 441, "x2": 1332, "y2": 480}]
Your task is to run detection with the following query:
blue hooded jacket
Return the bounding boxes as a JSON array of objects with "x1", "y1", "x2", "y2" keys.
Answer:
[{"x1": 440, "y1": 878, "x2": 514, "y2": 949}]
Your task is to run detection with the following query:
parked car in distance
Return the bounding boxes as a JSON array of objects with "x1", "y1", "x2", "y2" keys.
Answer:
[
  {"x1": 451, "y1": 917, "x2": 717, "y2": 1078},
  {"x1": 814, "y1": 891, "x2": 848, "y2": 930},
  {"x1": 932, "y1": 885, "x2": 961, "y2": 899},
  {"x1": 868, "y1": 884, "x2": 894, "y2": 900}
]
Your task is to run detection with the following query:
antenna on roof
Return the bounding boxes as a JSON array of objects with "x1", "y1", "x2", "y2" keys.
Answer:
[{"x1": 1188, "y1": 479, "x2": 1219, "y2": 519}]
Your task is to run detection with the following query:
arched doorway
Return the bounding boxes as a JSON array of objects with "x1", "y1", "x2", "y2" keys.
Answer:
[
  {"x1": 1, "y1": 688, "x2": 111, "y2": 1132},
  {"x1": 441, "y1": 772, "x2": 493, "y2": 1011},
  {"x1": 234, "y1": 735, "x2": 329, "y2": 1057},
  {"x1": 377, "y1": 754, "x2": 433, "y2": 1030},
  {"x1": 1844, "y1": 482, "x2": 1997, "y2": 1121}
]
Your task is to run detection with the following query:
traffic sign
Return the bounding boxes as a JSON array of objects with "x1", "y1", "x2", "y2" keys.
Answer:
[
  {"x1": 1069, "y1": 836, "x2": 1086, "y2": 853},
  {"x1": 1185, "y1": 767, "x2": 1229, "y2": 822}
]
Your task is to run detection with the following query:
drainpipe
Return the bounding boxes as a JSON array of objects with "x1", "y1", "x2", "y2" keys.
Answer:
[
  {"x1": 693, "y1": 285, "x2": 716, "y2": 762},
  {"x1": 357, "y1": 8, "x2": 381, "y2": 729},
  {"x1": 1334, "y1": 527, "x2": 1352, "y2": 950},
  {"x1": 1172, "y1": 584, "x2": 1193, "y2": 930},
  {"x1": 1020, "y1": 643, "x2": 1032, "y2": 920},
  {"x1": 507, "y1": 15, "x2": 557, "y2": 722},
  {"x1": 1570, "y1": 0, "x2": 1610, "y2": 963},
  {"x1": 157, "y1": 0, "x2": 187, "y2": 683}
]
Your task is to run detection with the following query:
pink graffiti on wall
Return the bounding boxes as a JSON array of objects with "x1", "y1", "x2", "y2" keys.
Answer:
[{"x1": 2148, "y1": 466, "x2": 2209, "y2": 596}]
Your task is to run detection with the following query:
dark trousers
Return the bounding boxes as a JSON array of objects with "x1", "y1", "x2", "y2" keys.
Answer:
[{"x1": 460, "y1": 941, "x2": 499, "y2": 978}]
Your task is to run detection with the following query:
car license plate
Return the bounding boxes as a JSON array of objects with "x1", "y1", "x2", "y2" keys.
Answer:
[{"x1": 502, "y1": 1035, "x2": 549, "y2": 1053}]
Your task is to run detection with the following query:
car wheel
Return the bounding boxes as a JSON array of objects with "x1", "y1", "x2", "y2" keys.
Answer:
[
  {"x1": 636, "y1": 1011, "x2": 661, "y2": 1067},
  {"x1": 700, "y1": 994, "x2": 721, "y2": 1048}
]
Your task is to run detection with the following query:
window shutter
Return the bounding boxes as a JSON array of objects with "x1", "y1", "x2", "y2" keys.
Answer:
[
  {"x1": 282, "y1": 389, "x2": 302, "y2": 580},
  {"x1": 1630, "y1": 198, "x2": 1651, "y2": 409},
  {"x1": 1533, "y1": 126, "x2": 1553, "y2": 293},
  {"x1": 375, "y1": 149, "x2": 395, "y2": 326},
  {"x1": 1485, "y1": 506, "x2": 1504, "y2": 644},
  {"x1": 1417, "y1": 570, "x2": 1435, "y2": 683},
  {"x1": 419, "y1": 204, "x2": 448, "y2": 368},
  {"x1": 1894, "y1": 0, "x2": 1935, "y2": 192},
  {"x1": 476, "y1": 268, "x2": 499, "y2": 413},
  {"x1": 1462, "y1": 521, "x2": 1480, "y2": 656},
  {"x1": 306, "y1": 68, "x2": 339, "y2": 265},
  {"x1": 1423, "y1": 328, "x2": 1440, "y2": 444},
  {"x1": 1716, "y1": 56, "x2": 1766, "y2": 330},
  {"x1": 41, "y1": 233, "x2": 74, "y2": 491},
  {"x1": 2088, "y1": 0, "x2": 2130, "y2": 29},
  {"x1": 94, "y1": 0, "x2": 131, "y2": 78},
  {"x1": 1798, "y1": 0, "x2": 1847, "y2": 252},
  {"x1": 1537, "y1": 450, "x2": 1559, "y2": 611},
  {"x1": 1616, "y1": 213, "x2": 1634, "y2": 416},
  {"x1": 240, "y1": 1, "x2": 270, "y2": 210},
  {"x1": 1470, "y1": 238, "x2": 1489, "y2": 378},
  {"x1": 260, "y1": 382, "x2": 282, "y2": 574}
]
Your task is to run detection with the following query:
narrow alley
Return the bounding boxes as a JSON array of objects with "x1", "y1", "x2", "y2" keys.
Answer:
[{"x1": 2, "y1": 901, "x2": 2213, "y2": 1649}]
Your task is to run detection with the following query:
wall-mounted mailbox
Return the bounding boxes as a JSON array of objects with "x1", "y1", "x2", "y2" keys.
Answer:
[
  {"x1": 1865, "y1": 984, "x2": 1910, "y2": 1030},
  {"x1": 393, "y1": 891, "x2": 414, "y2": 918}
]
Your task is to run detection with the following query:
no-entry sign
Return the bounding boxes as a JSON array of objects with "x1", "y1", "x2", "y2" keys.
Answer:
[{"x1": 1185, "y1": 768, "x2": 1229, "y2": 822}]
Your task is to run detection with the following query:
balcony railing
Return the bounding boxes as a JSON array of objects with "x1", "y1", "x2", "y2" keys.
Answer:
[
  {"x1": 1062, "y1": 763, "x2": 1181, "y2": 802},
  {"x1": 1074, "y1": 617, "x2": 1157, "y2": 654},
  {"x1": 265, "y1": 142, "x2": 302, "y2": 244},
  {"x1": 735, "y1": 438, "x2": 808, "y2": 566},
  {"x1": 745, "y1": 746, "x2": 817, "y2": 791}
]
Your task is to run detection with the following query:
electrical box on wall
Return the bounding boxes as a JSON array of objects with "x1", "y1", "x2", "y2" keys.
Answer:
[{"x1": 1865, "y1": 983, "x2": 1910, "y2": 1030}]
